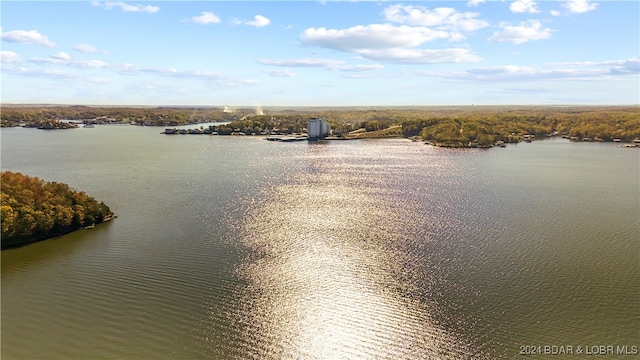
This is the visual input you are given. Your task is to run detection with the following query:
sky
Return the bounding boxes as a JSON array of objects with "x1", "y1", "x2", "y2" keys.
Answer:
[{"x1": 1, "y1": 0, "x2": 638, "y2": 106}]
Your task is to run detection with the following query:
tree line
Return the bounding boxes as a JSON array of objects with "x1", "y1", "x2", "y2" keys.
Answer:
[
  {"x1": 2, "y1": 105, "x2": 638, "y2": 145},
  {"x1": 0, "y1": 106, "x2": 239, "y2": 127},
  {"x1": 215, "y1": 106, "x2": 639, "y2": 145},
  {"x1": 1, "y1": 172, "x2": 114, "y2": 249},
  {"x1": 400, "y1": 106, "x2": 640, "y2": 146}
]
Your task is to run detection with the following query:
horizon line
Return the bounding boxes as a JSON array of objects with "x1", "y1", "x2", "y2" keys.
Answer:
[{"x1": 3, "y1": 103, "x2": 639, "y2": 108}]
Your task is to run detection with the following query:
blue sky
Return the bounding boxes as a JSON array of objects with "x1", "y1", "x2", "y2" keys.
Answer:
[{"x1": 1, "y1": 0, "x2": 638, "y2": 106}]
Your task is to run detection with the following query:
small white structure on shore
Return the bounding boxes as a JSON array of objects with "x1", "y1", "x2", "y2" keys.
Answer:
[{"x1": 308, "y1": 117, "x2": 330, "y2": 140}]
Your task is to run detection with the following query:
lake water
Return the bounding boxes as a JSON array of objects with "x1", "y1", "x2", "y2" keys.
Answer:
[{"x1": 1, "y1": 125, "x2": 638, "y2": 359}]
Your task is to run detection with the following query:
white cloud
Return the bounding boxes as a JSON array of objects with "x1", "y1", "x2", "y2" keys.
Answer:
[
  {"x1": 73, "y1": 60, "x2": 110, "y2": 69},
  {"x1": 300, "y1": 21, "x2": 484, "y2": 64},
  {"x1": 1, "y1": 51, "x2": 21, "y2": 63},
  {"x1": 467, "y1": 0, "x2": 485, "y2": 7},
  {"x1": 299, "y1": 5, "x2": 487, "y2": 65},
  {"x1": 422, "y1": 58, "x2": 639, "y2": 82},
  {"x1": 4, "y1": 66, "x2": 76, "y2": 79},
  {"x1": 264, "y1": 69, "x2": 297, "y2": 77},
  {"x1": 92, "y1": 1, "x2": 159, "y2": 13},
  {"x1": 301, "y1": 24, "x2": 451, "y2": 51},
  {"x1": 359, "y1": 48, "x2": 482, "y2": 64},
  {"x1": 259, "y1": 57, "x2": 384, "y2": 72},
  {"x1": 488, "y1": 20, "x2": 553, "y2": 44},
  {"x1": 260, "y1": 58, "x2": 344, "y2": 68},
  {"x1": 448, "y1": 32, "x2": 467, "y2": 42},
  {"x1": 550, "y1": 10, "x2": 561, "y2": 16},
  {"x1": 339, "y1": 64, "x2": 385, "y2": 72},
  {"x1": 74, "y1": 43, "x2": 106, "y2": 53},
  {"x1": 52, "y1": 52, "x2": 71, "y2": 61},
  {"x1": 87, "y1": 77, "x2": 111, "y2": 84},
  {"x1": 191, "y1": 12, "x2": 221, "y2": 25},
  {"x1": 509, "y1": 0, "x2": 539, "y2": 14},
  {"x1": 467, "y1": 65, "x2": 538, "y2": 77},
  {"x1": 382, "y1": 4, "x2": 489, "y2": 32},
  {"x1": 6, "y1": 55, "x2": 259, "y2": 89},
  {"x1": 562, "y1": 0, "x2": 598, "y2": 13},
  {"x1": 119, "y1": 65, "x2": 181, "y2": 76},
  {"x1": 549, "y1": 58, "x2": 640, "y2": 74},
  {"x1": 606, "y1": 59, "x2": 640, "y2": 75},
  {"x1": 0, "y1": 29, "x2": 55, "y2": 47},
  {"x1": 30, "y1": 54, "x2": 110, "y2": 68},
  {"x1": 40, "y1": 69, "x2": 77, "y2": 78},
  {"x1": 114, "y1": 65, "x2": 260, "y2": 86},
  {"x1": 30, "y1": 55, "x2": 68, "y2": 65},
  {"x1": 246, "y1": 15, "x2": 271, "y2": 28}
]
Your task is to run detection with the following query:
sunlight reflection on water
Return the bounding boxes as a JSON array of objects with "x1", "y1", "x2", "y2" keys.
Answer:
[{"x1": 230, "y1": 141, "x2": 477, "y2": 359}]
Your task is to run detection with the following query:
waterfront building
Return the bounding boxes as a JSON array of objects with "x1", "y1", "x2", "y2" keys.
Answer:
[{"x1": 308, "y1": 117, "x2": 330, "y2": 140}]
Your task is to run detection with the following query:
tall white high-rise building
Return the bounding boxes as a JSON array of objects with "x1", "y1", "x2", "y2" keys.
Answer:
[{"x1": 307, "y1": 118, "x2": 330, "y2": 140}]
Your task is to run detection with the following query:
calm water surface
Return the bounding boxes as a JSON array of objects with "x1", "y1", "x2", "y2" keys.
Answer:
[{"x1": 2, "y1": 125, "x2": 638, "y2": 359}]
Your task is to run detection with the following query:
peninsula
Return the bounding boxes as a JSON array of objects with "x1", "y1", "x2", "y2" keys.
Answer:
[{"x1": 1, "y1": 171, "x2": 115, "y2": 250}]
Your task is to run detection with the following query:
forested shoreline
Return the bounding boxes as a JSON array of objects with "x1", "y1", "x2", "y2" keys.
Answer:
[
  {"x1": 0, "y1": 105, "x2": 236, "y2": 127},
  {"x1": 1, "y1": 172, "x2": 115, "y2": 249},
  {"x1": 2, "y1": 105, "x2": 639, "y2": 146},
  {"x1": 204, "y1": 105, "x2": 640, "y2": 146}
]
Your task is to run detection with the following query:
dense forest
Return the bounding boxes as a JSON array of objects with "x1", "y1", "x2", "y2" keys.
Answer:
[
  {"x1": 399, "y1": 106, "x2": 640, "y2": 146},
  {"x1": 1, "y1": 172, "x2": 114, "y2": 249}
]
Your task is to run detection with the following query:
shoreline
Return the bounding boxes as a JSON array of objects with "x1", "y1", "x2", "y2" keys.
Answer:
[
  {"x1": 3, "y1": 122, "x2": 639, "y2": 148},
  {"x1": 161, "y1": 128, "x2": 640, "y2": 148},
  {"x1": 1, "y1": 171, "x2": 117, "y2": 251},
  {"x1": 3, "y1": 106, "x2": 638, "y2": 147},
  {"x1": 1, "y1": 215, "x2": 116, "y2": 251}
]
